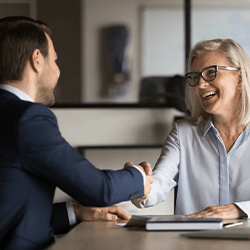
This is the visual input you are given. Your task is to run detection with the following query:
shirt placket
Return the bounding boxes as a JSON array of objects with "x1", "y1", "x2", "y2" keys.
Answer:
[
  {"x1": 206, "y1": 120, "x2": 249, "y2": 207},
  {"x1": 216, "y1": 135, "x2": 230, "y2": 205}
]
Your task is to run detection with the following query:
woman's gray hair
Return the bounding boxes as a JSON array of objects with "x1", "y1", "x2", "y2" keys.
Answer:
[{"x1": 185, "y1": 38, "x2": 250, "y2": 125}]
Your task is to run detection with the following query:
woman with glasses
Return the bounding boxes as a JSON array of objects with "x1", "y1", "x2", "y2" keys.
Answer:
[{"x1": 132, "y1": 38, "x2": 250, "y2": 219}]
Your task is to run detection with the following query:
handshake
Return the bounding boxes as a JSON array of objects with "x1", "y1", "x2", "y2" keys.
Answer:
[{"x1": 124, "y1": 161, "x2": 154, "y2": 202}]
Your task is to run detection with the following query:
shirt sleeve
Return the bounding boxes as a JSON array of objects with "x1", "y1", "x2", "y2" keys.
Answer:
[
  {"x1": 132, "y1": 123, "x2": 180, "y2": 208},
  {"x1": 234, "y1": 201, "x2": 250, "y2": 218},
  {"x1": 66, "y1": 201, "x2": 77, "y2": 226},
  {"x1": 131, "y1": 199, "x2": 145, "y2": 208}
]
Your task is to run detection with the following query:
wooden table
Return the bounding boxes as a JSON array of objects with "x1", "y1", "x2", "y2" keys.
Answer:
[{"x1": 47, "y1": 219, "x2": 250, "y2": 250}]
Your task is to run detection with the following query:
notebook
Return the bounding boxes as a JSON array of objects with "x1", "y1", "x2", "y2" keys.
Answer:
[{"x1": 146, "y1": 217, "x2": 223, "y2": 231}]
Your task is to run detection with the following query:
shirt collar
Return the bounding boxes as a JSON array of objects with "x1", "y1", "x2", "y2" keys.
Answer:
[
  {"x1": 203, "y1": 116, "x2": 216, "y2": 137},
  {"x1": 203, "y1": 115, "x2": 250, "y2": 140},
  {"x1": 0, "y1": 84, "x2": 34, "y2": 102},
  {"x1": 242, "y1": 124, "x2": 250, "y2": 141}
]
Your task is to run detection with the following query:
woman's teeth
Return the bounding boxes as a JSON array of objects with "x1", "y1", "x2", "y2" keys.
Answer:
[{"x1": 203, "y1": 91, "x2": 217, "y2": 99}]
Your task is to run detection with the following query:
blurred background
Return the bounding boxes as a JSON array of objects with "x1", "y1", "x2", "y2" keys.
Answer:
[
  {"x1": 2, "y1": 0, "x2": 250, "y2": 104},
  {"x1": 2, "y1": 0, "x2": 250, "y2": 215}
]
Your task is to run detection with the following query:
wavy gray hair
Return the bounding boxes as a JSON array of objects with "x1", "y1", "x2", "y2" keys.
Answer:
[{"x1": 185, "y1": 38, "x2": 250, "y2": 125}]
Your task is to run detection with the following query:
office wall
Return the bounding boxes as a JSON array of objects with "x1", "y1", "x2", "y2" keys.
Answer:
[
  {"x1": 82, "y1": 0, "x2": 183, "y2": 103},
  {"x1": 37, "y1": 0, "x2": 81, "y2": 103},
  {"x1": 37, "y1": 0, "x2": 182, "y2": 103},
  {"x1": 37, "y1": 0, "x2": 248, "y2": 103},
  {"x1": 51, "y1": 108, "x2": 185, "y2": 147},
  {"x1": 82, "y1": 0, "x2": 249, "y2": 103}
]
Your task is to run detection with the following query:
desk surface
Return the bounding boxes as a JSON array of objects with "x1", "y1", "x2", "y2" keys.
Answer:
[{"x1": 47, "y1": 219, "x2": 250, "y2": 250}]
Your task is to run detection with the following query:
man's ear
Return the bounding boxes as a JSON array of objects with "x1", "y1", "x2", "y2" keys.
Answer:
[{"x1": 30, "y1": 49, "x2": 44, "y2": 73}]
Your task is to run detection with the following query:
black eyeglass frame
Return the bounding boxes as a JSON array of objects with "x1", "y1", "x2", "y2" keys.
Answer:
[{"x1": 185, "y1": 65, "x2": 239, "y2": 87}]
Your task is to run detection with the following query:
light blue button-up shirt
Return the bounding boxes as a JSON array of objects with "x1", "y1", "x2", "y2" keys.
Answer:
[{"x1": 133, "y1": 117, "x2": 250, "y2": 217}]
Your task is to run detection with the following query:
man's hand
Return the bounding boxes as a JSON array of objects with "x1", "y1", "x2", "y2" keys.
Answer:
[
  {"x1": 124, "y1": 161, "x2": 154, "y2": 201},
  {"x1": 73, "y1": 203, "x2": 131, "y2": 222},
  {"x1": 185, "y1": 204, "x2": 247, "y2": 219}
]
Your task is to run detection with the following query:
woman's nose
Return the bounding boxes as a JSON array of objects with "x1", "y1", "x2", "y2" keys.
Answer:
[{"x1": 197, "y1": 76, "x2": 208, "y2": 88}]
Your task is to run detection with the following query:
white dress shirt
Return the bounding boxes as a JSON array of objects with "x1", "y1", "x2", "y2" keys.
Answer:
[
  {"x1": 0, "y1": 84, "x2": 34, "y2": 102},
  {"x1": 133, "y1": 117, "x2": 250, "y2": 217}
]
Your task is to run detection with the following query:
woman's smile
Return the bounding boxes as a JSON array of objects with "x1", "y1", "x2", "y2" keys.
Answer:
[{"x1": 202, "y1": 90, "x2": 218, "y2": 100}]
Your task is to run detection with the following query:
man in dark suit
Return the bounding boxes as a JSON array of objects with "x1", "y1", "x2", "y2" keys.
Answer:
[{"x1": 0, "y1": 16, "x2": 153, "y2": 250}]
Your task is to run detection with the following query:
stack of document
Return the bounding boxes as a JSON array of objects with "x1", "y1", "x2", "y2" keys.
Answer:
[{"x1": 145, "y1": 217, "x2": 223, "y2": 231}]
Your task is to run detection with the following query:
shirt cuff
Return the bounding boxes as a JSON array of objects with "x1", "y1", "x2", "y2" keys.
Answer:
[
  {"x1": 131, "y1": 198, "x2": 146, "y2": 208},
  {"x1": 234, "y1": 201, "x2": 250, "y2": 218},
  {"x1": 130, "y1": 165, "x2": 146, "y2": 186},
  {"x1": 66, "y1": 201, "x2": 77, "y2": 226}
]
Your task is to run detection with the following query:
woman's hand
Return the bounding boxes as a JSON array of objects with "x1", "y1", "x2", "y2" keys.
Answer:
[{"x1": 185, "y1": 204, "x2": 247, "y2": 219}]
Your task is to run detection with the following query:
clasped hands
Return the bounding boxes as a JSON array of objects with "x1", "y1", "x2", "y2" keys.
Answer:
[
  {"x1": 124, "y1": 161, "x2": 154, "y2": 202},
  {"x1": 73, "y1": 161, "x2": 154, "y2": 223}
]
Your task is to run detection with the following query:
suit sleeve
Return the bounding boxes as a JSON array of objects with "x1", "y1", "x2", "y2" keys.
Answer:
[
  {"x1": 52, "y1": 202, "x2": 70, "y2": 235},
  {"x1": 17, "y1": 103, "x2": 144, "y2": 206}
]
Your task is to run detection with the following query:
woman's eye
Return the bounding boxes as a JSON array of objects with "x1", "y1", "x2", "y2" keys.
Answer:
[{"x1": 206, "y1": 70, "x2": 216, "y2": 76}]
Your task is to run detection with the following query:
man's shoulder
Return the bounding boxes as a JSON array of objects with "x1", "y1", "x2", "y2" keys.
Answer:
[
  {"x1": 19, "y1": 102, "x2": 56, "y2": 124},
  {"x1": 0, "y1": 92, "x2": 55, "y2": 121},
  {"x1": 22, "y1": 102, "x2": 52, "y2": 114},
  {"x1": 0, "y1": 91, "x2": 32, "y2": 117}
]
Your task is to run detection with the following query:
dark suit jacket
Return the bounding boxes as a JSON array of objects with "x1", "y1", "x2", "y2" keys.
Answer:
[{"x1": 0, "y1": 89, "x2": 143, "y2": 250}]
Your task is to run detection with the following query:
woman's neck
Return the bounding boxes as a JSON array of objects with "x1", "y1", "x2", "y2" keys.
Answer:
[{"x1": 212, "y1": 115, "x2": 245, "y2": 152}]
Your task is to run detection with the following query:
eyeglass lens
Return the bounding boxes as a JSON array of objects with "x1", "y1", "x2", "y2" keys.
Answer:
[{"x1": 186, "y1": 66, "x2": 217, "y2": 86}]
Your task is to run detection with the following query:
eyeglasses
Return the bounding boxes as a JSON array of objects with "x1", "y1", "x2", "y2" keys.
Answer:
[{"x1": 185, "y1": 65, "x2": 239, "y2": 87}]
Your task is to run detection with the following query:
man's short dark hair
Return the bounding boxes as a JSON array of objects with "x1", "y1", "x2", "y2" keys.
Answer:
[{"x1": 0, "y1": 16, "x2": 51, "y2": 84}]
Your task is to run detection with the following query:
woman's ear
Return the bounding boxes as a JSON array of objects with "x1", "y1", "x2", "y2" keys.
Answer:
[
  {"x1": 237, "y1": 72, "x2": 243, "y2": 90},
  {"x1": 30, "y1": 49, "x2": 44, "y2": 73}
]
